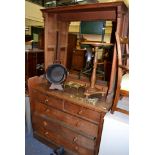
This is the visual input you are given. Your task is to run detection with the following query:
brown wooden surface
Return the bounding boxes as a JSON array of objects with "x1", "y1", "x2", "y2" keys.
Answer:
[
  {"x1": 28, "y1": 76, "x2": 110, "y2": 155},
  {"x1": 41, "y1": 1, "x2": 127, "y2": 15},
  {"x1": 25, "y1": 51, "x2": 44, "y2": 78},
  {"x1": 111, "y1": 33, "x2": 129, "y2": 115},
  {"x1": 71, "y1": 49, "x2": 86, "y2": 71},
  {"x1": 67, "y1": 33, "x2": 77, "y2": 70},
  {"x1": 29, "y1": 76, "x2": 111, "y2": 112},
  {"x1": 41, "y1": 1, "x2": 128, "y2": 104},
  {"x1": 34, "y1": 102, "x2": 98, "y2": 137},
  {"x1": 25, "y1": 50, "x2": 44, "y2": 92}
]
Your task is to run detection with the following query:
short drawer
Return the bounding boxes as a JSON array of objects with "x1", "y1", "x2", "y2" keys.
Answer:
[
  {"x1": 34, "y1": 103, "x2": 98, "y2": 137},
  {"x1": 64, "y1": 101, "x2": 101, "y2": 123},
  {"x1": 46, "y1": 95, "x2": 63, "y2": 110},
  {"x1": 31, "y1": 89, "x2": 47, "y2": 104},
  {"x1": 32, "y1": 115, "x2": 95, "y2": 155},
  {"x1": 31, "y1": 89, "x2": 63, "y2": 110}
]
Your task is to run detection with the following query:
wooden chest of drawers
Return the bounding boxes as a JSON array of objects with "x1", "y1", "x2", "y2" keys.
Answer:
[{"x1": 28, "y1": 76, "x2": 111, "y2": 155}]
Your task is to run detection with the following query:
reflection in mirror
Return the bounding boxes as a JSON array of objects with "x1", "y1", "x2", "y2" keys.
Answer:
[{"x1": 66, "y1": 20, "x2": 114, "y2": 83}]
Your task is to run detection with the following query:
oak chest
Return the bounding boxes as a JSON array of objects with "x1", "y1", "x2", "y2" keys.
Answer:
[{"x1": 28, "y1": 76, "x2": 111, "y2": 155}]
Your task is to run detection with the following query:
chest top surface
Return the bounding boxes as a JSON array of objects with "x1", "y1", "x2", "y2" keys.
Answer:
[{"x1": 28, "y1": 76, "x2": 112, "y2": 113}]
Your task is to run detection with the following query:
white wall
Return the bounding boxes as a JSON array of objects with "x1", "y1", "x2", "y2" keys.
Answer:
[
  {"x1": 25, "y1": 1, "x2": 44, "y2": 35},
  {"x1": 99, "y1": 111, "x2": 129, "y2": 155},
  {"x1": 25, "y1": 1, "x2": 43, "y2": 23}
]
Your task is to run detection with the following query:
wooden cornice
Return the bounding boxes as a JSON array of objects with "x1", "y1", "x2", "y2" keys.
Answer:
[{"x1": 41, "y1": 1, "x2": 128, "y2": 14}]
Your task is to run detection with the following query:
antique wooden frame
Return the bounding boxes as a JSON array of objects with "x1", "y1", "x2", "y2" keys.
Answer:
[{"x1": 41, "y1": 1, "x2": 129, "y2": 101}]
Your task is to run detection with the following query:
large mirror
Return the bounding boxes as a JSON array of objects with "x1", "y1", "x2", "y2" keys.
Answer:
[{"x1": 66, "y1": 20, "x2": 115, "y2": 83}]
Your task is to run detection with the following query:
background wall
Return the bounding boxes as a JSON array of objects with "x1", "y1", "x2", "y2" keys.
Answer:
[{"x1": 25, "y1": 1, "x2": 44, "y2": 35}]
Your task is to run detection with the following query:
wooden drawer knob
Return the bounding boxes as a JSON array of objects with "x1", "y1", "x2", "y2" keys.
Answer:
[
  {"x1": 73, "y1": 137, "x2": 78, "y2": 143},
  {"x1": 43, "y1": 121, "x2": 47, "y2": 126},
  {"x1": 45, "y1": 108, "x2": 50, "y2": 113},
  {"x1": 45, "y1": 99, "x2": 48, "y2": 104},
  {"x1": 78, "y1": 110, "x2": 83, "y2": 115},
  {"x1": 75, "y1": 146, "x2": 79, "y2": 150},
  {"x1": 45, "y1": 131, "x2": 48, "y2": 135}
]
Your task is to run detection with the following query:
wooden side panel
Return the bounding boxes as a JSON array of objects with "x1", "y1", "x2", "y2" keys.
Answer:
[
  {"x1": 71, "y1": 49, "x2": 86, "y2": 71},
  {"x1": 57, "y1": 21, "x2": 70, "y2": 66},
  {"x1": 44, "y1": 13, "x2": 58, "y2": 69}
]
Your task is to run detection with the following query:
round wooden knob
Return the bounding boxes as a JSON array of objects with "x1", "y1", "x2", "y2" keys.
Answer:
[
  {"x1": 73, "y1": 137, "x2": 78, "y2": 143},
  {"x1": 45, "y1": 99, "x2": 48, "y2": 104},
  {"x1": 45, "y1": 108, "x2": 50, "y2": 113},
  {"x1": 75, "y1": 146, "x2": 78, "y2": 150},
  {"x1": 45, "y1": 131, "x2": 48, "y2": 135},
  {"x1": 43, "y1": 121, "x2": 47, "y2": 126},
  {"x1": 78, "y1": 110, "x2": 83, "y2": 115}
]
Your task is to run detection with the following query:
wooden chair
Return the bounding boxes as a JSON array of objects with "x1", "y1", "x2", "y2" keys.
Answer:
[{"x1": 111, "y1": 33, "x2": 129, "y2": 115}]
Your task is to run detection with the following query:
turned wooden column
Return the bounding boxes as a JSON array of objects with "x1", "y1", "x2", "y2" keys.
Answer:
[
  {"x1": 90, "y1": 46, "x2": 98, "y2": 89},
  {"x1": 81, "y1": 41, "x2": 113, "y2": 97}
]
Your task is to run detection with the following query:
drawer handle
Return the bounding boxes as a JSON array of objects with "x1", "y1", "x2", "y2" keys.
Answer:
[
  {"x1": 43, "y1": 121, "x2": 47, "y2": 126},
  {"x1": 78, "y1": 110, "x2": 83, "y2": 115},
  {"x1": 32, "y1": 90, "x2": 37, "y2": 93},
  {"x1": 75, "y1": 146, "x2": 79, "y2": 150},
  {"x1": 45, "y1": 99, "x2": 48, "y2": 104},
  {"x1": 45, "y1": 108, "x2": 50, "y2": 113},
  {"x1": 45, "y1": 131, "x2": 48, "y2": 135},
  {"x1": 73, "y1": 137, "x2": 78, "y2": 143}
]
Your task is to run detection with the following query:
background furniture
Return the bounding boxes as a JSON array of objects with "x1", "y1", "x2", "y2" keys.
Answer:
[
  {"x1": 111, "y1": 33, "x2": 129, "y2": 115},
  {"x1": 66, "y1": 33, "x2": 77, "y2": 70},
  {"x1": 25, "y1": 50, "x2": 44, "y2": 79},
  {"x1": 71, "y1": 49, "x2": 86, "y2": 71},
  {"x1": 25, "y1": 50, "x2": 44, "y2": 91}
]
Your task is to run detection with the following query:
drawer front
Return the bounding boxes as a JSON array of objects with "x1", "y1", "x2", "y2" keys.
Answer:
[
  {"x1": 46, "y1": 95, "x2": 63, "y2": 110},
  {"x1": 64, "y1": 101, "x2": 101, "y2": 123},
  {"x1": 31, "y1": 89, "x2": 63, "y2": 110},
  {"x1": 32, "y1": 115, "x2": 95, "y2": 155},
  {"x1": 31, "y1": 89, "x2": 47, "y2": 104},
  {"x1": 34, "y1": 102, "x2": 98, "y2": 137}
]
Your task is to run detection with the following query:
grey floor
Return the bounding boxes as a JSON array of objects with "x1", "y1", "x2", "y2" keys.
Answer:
[{"x1": 25, "y1": 130, "x2": 54, "y2": 155}]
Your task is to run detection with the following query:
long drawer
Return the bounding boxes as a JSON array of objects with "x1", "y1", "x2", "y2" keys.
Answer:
[
  {"x1": 32, "y1": 114, "x2": 95, "y2": 155},
  {"x1": 33, "y1": 102, "x2": 98, "y2": 137}
]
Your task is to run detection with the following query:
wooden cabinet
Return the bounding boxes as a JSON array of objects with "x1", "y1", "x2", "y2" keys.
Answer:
[
  {"x1": 71, "y1": 49, "x2": 86, "y2": 71},
  {"x1": 25, "y1": 50, "x2": 44, "y2": 79},
  {"x1": 28, "y1": 76, "x2": 111, "y2": 155},
  {"x1": 67, "y1": 33, "x2": 77, "y2": 70},
  {"x1": 25, "y1": 50, "x2": 44, "y2": 92}
]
